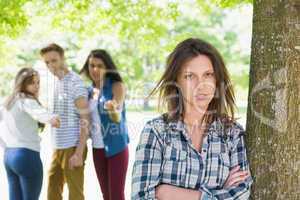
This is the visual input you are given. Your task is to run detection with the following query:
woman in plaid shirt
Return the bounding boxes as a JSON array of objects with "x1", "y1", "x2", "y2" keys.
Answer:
[{"x1": 131, "y1": 38, "x2": 253, "y2": 200}]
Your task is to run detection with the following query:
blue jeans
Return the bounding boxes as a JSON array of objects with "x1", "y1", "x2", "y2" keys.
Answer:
[{"x1": 4, "y1": 148, "x2": 43, "y2": 200}]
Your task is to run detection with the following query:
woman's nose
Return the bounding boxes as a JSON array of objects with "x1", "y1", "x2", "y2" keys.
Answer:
[{"x1": 93, "y1": 67, "x2": 99, "y2": 72}]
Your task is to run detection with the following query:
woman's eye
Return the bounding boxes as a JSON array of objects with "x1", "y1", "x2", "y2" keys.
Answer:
[
  {"x1": 98, "y1": 64, "x2": 105, "y2": 69},
  {"x1": 89, "y1": 64, "x2": 103, "y2": 69},
  {"x1": 184, "y1": 74, "x2": 194, "y2": 79},
  {"x1": 205, "y1": 72, "x2": 214, "y2": 77}
]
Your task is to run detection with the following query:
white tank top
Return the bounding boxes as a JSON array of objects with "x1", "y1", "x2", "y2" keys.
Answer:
[{"x1": 89, "y1": 99, "x2": 104, "y2": 148}]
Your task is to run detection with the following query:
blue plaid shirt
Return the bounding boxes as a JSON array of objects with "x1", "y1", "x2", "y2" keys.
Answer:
[{"x1": 131, "y1": 115, "x2": 253, "y2": 200}]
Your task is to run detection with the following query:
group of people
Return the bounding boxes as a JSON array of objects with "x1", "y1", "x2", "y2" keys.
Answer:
[
  {"x1": 0, "y1": 38, "x2": 253, "y2": 200},
  {"x1": 0, "y1": 45, "x2": 129, "y2": 200}
]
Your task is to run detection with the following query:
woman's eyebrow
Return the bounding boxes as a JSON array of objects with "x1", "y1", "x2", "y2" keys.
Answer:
[
  {"x1": 182, "y1": 69, "x2": 214, "y2": 73},
  {"x1": 182, "y1": 70, "x2": 194, "y2": 73},
  {"x1": 204, "y1": 70, "x2": 214, "y2": 73}
]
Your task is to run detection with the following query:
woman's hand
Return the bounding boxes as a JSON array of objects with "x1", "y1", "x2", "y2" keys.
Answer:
[
  {"x1": 50, "y1": 116, "x2": 60, "y2": 128},
  {"x1": 155, "y1": 184, "x2": 201, "y2": 200},
  {"x1": 104, "y1": 100, "x2": 121, "y2": 123},
  {"x1": 104, "y1": 100, "x2": 119, "y2": 111},
  {"x1": 224, "y1": 165, "x2": 250, "y2": 188}
]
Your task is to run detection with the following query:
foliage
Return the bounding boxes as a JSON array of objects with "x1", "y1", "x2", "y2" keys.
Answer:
[{"x1": 0, "y1": 0, "x2": 252, "y2": 98}]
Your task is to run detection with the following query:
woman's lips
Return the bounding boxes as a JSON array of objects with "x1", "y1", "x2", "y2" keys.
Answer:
[{"x1": 194, "y1": 94, "x2": 209, "y2": 101}]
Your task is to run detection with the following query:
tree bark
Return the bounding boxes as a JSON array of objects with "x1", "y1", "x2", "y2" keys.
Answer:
[{"x1": 246, "y1": 0, "x2": 300, "y2": 199}]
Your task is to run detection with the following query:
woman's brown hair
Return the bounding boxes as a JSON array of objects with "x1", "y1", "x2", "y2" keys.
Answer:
[
  {"x1": 79, "y1": 49, "x2": 123, "y2": 85},
  {"x1": 4, "y1": 67, "x2": 45, "y2": 130},
  {"x1": 149, "y1": 38, "x2": 236, "y2": 128}
]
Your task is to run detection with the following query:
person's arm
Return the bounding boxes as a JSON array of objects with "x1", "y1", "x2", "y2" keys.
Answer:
[
  {"x1": 199, "y1": 124, "x2": 253, "y2": 200},
  {"x1": 22, "y1": 98, "x2": 60, "y2": 127},
  {"x1": 156, "y1": 185, "x2": 201, "y2": 200},
  {"x1": 69, "y1": 85, "x2": 90, "y2": 170},
  {"x1": 0, "y1": 108, "x2": 6, "y2": 148},
  {"x1": 131, "y1": 120, "x2": 163, "y2": 200},
  {"x1": 0, "y1": 136, "x2": 5, "y2": 149},
  {"x1": 156, "y1": 124, "x2": 253, "y2": 200},
  {"x1": 104, "y1": 81, "x2": 126, "y2": 123}
]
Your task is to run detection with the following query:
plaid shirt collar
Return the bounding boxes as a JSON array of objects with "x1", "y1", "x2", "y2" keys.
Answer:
[{"x1": 166, "y1": 118, "x2": 227, "y2": 142}]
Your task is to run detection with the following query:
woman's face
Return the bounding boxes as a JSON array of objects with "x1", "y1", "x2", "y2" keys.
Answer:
[
  {"x1": 177, "y1": 54, "x2": 216, "y2": 113},
  {"x1": 25, "y1": 75, "x2": 40, "y2": 97},
  {"x1": 88, "y1": 57, "x2": 106, "y2": 84}
]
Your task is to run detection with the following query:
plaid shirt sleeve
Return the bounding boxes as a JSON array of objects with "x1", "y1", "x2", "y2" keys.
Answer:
[
  {"x1": 200, "y1": 124, "x2": 253, "y2": 200},
  {"x1": 131, "y1": 120, "x2": 163, "y2": 200}
]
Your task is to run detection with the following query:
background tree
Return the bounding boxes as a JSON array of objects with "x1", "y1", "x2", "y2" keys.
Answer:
[
  {"x1": 245, "y1": 1, "x2": 300, "y2": 199},
  {"x1": 213, "y1": 0, "x2": 300, "y2": 198}
]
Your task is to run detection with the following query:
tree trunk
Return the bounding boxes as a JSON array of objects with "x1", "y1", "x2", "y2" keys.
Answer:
[{"x1": 246, "y1": 0, "x2": 300, "y2": 199}]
